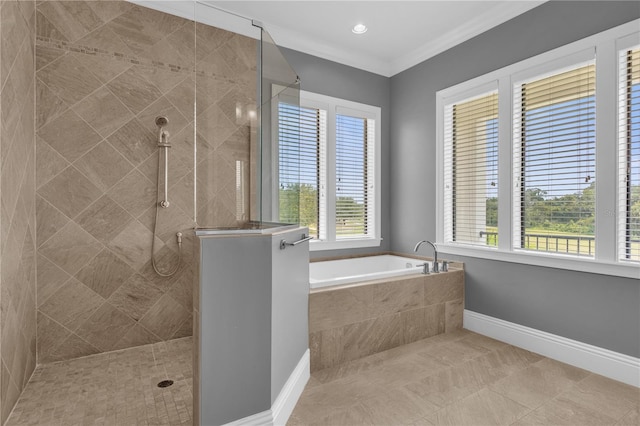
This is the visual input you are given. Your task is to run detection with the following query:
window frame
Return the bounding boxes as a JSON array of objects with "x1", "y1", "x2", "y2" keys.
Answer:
[
  {"x1": 442, "y1": 81, "x2": 500, "y2": 248},
  {"x1": 436, "y1": 19, "x2": 640, "y2": 278},
  {"x1": 617, "y1": 33, "x2": 640, "y2": 264},
  {"x1": 273, "y1": 89, "x2": 382, "y2": 251}
]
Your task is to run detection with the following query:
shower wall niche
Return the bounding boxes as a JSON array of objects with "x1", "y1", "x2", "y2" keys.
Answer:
[{"x1": 34, "y1": 0, "x2": 260, "y2": 362}]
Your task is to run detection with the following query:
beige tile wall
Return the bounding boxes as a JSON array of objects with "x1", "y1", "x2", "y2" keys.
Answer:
[
  {"x1": 35, "y1": 1, "x2": 256, "y2": 363},
  {"x1": 309, "y1": 270, "x2": 464, "y2": 371},
  {"x1": 0, "y1": 0, "x2": 37, "y2": 423}
]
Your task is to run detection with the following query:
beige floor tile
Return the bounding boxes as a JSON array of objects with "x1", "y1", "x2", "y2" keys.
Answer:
[
  {"x1": 513, "y1": 395, "x2": 618, "y2": 426},
  {"x1": 357, "y1": 386, "x2": 440, "y2": 425},
  {"x1": 311, "y1": 351, "x2": 389, "y2": 385},
  {"x1": 457, "y1": 332, "x2": 509, "y2": 352},
  {"x1": 616, "y1": 403, "x2": 639, "y2": 426},
  {"x1": 358, "y1": 352, "x2": 449, "y2": 388},
  {"x1": 292, "y1": 375, "x2": 387, "y2": 423},
  {"x1": 488, "y1": 357, "x2": 590, "y2": 409},
  {"x1": 558, "y1": 373, "x2": 640, "y2": 421},
  {"x1": 403, "y1": 361, "x2": 483, "y2": 408},
  {"x1": 416, "y1": 336, "x2": 491, "y2": 367},
  {"x1": 307, "y1": 403, "x2": 378, "y2": 425},
  {"x1": 427, "y1": 388, "x2": 530, "y2": 426}
]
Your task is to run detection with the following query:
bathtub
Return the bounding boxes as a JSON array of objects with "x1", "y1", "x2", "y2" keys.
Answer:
[{"x1": 309, "y1": 254, "x2": 428, "y2": 289}]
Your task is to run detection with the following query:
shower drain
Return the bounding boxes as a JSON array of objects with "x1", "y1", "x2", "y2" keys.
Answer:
[{"x1": 157, "y1": 380, "x2": 174, "y2": 388}]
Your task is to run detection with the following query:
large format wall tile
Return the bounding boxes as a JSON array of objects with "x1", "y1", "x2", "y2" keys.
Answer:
[
  {"x1": 36, "y1": 54, "x2": 102, "y2": 106},
  {"x1": 33, "y1": 0, "x2": 257, "y2": 364},
  {"x1": 38, "y1": 109, "x2": 102, "y2": 163},
  {"x1": 37, "y1": 1, "x2": 103, "y2": 43},
  {"x1": 309, "y1": 270, "x2": 465, "y2": 371},
  {"x1": 1, "y1": 0, "x2": 37, "y2": 422}
]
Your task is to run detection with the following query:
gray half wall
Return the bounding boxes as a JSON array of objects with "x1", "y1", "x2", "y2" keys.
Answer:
[{"x1": 390, "y1": 1, "x2": 640, "y2": 357}]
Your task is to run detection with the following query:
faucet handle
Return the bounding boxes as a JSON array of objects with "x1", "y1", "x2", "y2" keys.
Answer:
[
  {"x1": 417, "y1": 262, "x2": 430, "y2": 274},
  {"x1": 442, "y1": 261, "x2": 448, "y2": 272}
]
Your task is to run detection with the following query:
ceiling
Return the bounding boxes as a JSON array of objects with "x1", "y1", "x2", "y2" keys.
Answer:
[{"x1": 208, "y1": 1, "x2": 545, "y2": 77}]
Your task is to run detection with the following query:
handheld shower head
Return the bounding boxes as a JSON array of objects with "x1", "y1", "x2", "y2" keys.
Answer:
[
  {"x1": 155, "y1": 116, "x2": 169, "y2": 127},
  {"x1": 155, "y1": 116, "x2": 170, "y2": 146}
]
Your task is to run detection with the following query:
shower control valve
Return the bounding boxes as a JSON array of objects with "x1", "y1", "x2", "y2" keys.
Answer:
[{"x1": 159, "y1": 200, "x2": 170, "y2": 208}]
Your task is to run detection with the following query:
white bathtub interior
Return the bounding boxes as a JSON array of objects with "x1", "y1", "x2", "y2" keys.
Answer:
[{"x1": 309, "y1": 255, "x2": 436, "y2": 289}]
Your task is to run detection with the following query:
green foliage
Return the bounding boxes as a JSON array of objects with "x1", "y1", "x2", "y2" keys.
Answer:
[
  {"x1": 631, "y1": 185, "x2": 640, "y2": 238},
  {"x1": 336, "y1": 196, "x2": 365, "y2": 235},
  {"x1": 484, "y1": 182, "x2": 618, "y2": 236},
  {"x1": 486, "y1": 197, "x2": 498, "y2": 227},
  {"x1": 279, "y1": 183, "x2": 319, "y2": 236},
  {"x1": 280, "y1": 184, "x2": 368, "y2": 237}
]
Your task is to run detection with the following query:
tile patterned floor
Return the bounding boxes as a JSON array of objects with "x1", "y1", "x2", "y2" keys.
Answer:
[
  {"x1": 289, "y1": 330, "x2": 639, "y2": 426},
  {"x1": 6, "y1": 338, "x2": 192, "y2": 426},
  {"x1": 5, "y1": 331, "x2": 639, "y2": 425}
]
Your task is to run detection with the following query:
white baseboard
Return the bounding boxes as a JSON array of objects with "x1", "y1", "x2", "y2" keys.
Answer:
[
  {"x1": 225, "y1": 410, "x2": 273, "y2": 426},
  {"x1": 224, "y1": 349, "x2": 310, "y2": 426},
  {"x1": 272, "y1": 349, "x2": 310, "y2": 426},
  {"x1": 464, "y1": 310, "x2": 640, "y2": 388}
]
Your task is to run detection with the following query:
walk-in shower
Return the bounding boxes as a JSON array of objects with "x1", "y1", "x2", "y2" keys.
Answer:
[{"x1": 3, "y1": 0, "x2": 302, "y2": 424}]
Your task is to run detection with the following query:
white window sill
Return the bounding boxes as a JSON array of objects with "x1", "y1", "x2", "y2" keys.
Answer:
[
  {"x1": 437, "y1": 243, "x2": 639, "y2": 279},
  {"x1": 310, "y1": 238, "x2": 381, "y2": 252}
]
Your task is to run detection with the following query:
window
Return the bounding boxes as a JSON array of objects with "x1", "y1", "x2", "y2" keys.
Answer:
[
  {"x1": 514, "y1": 61, "x2": 596, "y2": 257},
  {"x1": 619, "y1": 45, "x2": 640, "y2": 262},
  {"x1": 278, "y1": 103, "x2": 326, "y2": 239},
  {"x1": 443, "y1": 90, "x2": 499, "y2": 247},
  {"x1": 436, "y1": 20, "x2": 639, "y2": 278},
  {"x1": 276, "y1": 91, "x2": 381, "y2": 250},
  {"x1": 335, "y1": 112, "x2": 376, "y2": 240}
]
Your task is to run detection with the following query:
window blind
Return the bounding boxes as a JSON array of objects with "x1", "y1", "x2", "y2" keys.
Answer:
[
  {"x1": 444, "y1": 92, "x2": 499, "y2": 246},
  {"x1": 514, "y1": 61, "x2": 596, "y2": 257},
  {"x1": 278, "y1": 102, "x2": 326, "y2": 239},
  {"x1": 335, "y1": 114, "x2": 375, "y2": 239},
  {"x1": 619, "y1": 47, "x2": 640, "y2": 262}
]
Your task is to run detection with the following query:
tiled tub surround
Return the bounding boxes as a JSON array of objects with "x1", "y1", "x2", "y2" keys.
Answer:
[
  {"x1": 1, "y1": 0, "x2": 37, "y2": 423},
  {"x1": 309, "y1": 262, "x2": 464, "y2": 372},
  {"x1": 34, "y1": 1, "x2": 256, "y2": 363}
]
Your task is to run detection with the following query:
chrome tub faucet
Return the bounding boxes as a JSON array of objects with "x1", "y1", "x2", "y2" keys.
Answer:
[{"x1": 414, "y1": 240, "x2": 439, "y2": 273}]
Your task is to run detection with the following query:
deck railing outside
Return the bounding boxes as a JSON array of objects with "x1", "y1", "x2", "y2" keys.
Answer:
[{"x1": 479, "y1": 231, "x2": 599, "y2": 256}]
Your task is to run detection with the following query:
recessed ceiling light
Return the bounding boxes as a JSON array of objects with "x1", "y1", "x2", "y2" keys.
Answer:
[{"x1": 352, "y1": 24, "x2": 368, "y2": 35}]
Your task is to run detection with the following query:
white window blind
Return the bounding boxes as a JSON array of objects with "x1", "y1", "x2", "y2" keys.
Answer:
[
  {"x1": 513, "y1": 61, "x2": 596, "y2": 257},
  {"x1": 278, "y1": 102, "x2": 326, "y2": 239},
  {"x1": 335, "y1": 113, "x2": 375, "y2": 239},
  {"x1": 444, "y1": 91, "x2": 499, "y2": 247},
  {"x1": 619, "y1": 46, "x2": 640, "y2": 262}
]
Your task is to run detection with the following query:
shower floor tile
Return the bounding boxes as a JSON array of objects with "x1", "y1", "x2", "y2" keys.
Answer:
[{"x1": 6, "y1": 338, "x2": 192, "y2": 426}]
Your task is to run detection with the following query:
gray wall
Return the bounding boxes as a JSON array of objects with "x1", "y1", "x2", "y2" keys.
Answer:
[
  {"x1": 199, "y1": 236, "x2": 272, "y2": 424},
  {"x1": 270, "y1": 229, "x2": 309, "y2": 404},
  {"x1": 280, "y1": 48, "x2": 392, "y2": 259},
  {"x1": 390, "y1": 1, "x2": 640, "y2": 357},
  {"x1": 197, "y1": 228, "x2": 310, "y2": 424}
]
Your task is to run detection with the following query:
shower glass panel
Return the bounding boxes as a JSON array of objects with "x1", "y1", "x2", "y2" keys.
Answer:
[
  {"x1": 257, "y1": 27, "x2": 301, "y2": 225},
  {"x1": 193, "y1": 2, "x2": 260, "y2": 229},
  {"x1": 192, "y1": 3, "x2": 300, "y2": 230}
]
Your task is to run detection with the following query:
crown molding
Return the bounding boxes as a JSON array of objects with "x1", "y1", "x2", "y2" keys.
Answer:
[{"x1": 130, "y1": 0, "x2": 546, "y2": 78}]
